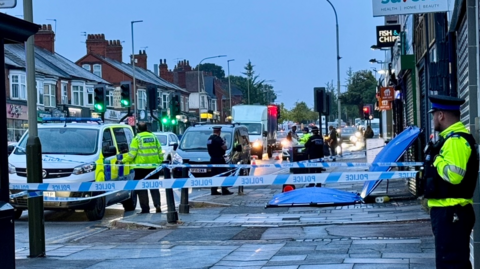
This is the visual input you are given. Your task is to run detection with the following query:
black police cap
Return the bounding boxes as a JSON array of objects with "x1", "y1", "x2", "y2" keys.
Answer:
[
  {"x1": 311, "y1": 126, "x2": 319, "y2": 132},
  {"x1": 212, "y1": 126, "x2": 222, "y2": 130},
  {"x1": 428, "y1": 95, "x2": 465, "y2": 113}
]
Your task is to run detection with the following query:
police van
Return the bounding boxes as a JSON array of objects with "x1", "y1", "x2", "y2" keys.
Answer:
[{"x1": 8, "y1": 118, "x2": 138, "y2": 221}]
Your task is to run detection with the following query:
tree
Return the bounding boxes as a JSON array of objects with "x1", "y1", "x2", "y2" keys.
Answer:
[
  {"x1": 195, "y1": 63, "x2": 225, "y2": 79},
  {"x1": 278, "y1": 102, "x2": 290, "y2": 123},
  {"x1": 289, "y1": 102, "x2": 318, "y2": 124},
  {"x1": 339, "y1": 69, "x2": 377, "y2": 119}
]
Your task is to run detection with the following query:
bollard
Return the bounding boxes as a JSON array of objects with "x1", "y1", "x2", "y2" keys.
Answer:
[
  {"x1": 163, "y1": 167, "x2": 178, "y2": 223},
  {"x1": 179, "y1": 159, "x2": 190, "y2": 214}
]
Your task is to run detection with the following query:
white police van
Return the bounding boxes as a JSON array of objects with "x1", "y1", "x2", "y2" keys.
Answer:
[{"x1": 8, "y1": 118, "x2": 137, "y2": 221}]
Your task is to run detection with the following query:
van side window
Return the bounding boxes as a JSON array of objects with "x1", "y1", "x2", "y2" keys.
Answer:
[
  {"x1": 123, "y1": 127, "x2": 133, "y2": 145},
  {"x1": 113, "y1": 128, "x2": 129, "y2": 153},
  {"x1": 102, "y1": 129, "x2": 113, "y2": 149}
]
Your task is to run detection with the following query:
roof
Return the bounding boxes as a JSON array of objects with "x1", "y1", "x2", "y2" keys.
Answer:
[
  {"x1": 5, "y1": 44, "x2": 109, "y2": 84},
  {"x1": 101, "y1": 56, "x2": 188, "y2": 93}
]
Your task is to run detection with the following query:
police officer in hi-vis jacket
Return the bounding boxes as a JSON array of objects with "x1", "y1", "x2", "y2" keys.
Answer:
[{"x1": 423, "y1": 95, "x2": 479, "y2": 268}]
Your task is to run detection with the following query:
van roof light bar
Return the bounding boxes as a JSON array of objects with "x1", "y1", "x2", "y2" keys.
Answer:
[{"x1": 41, "y1": 117, "x2": 103, "y2": 125}]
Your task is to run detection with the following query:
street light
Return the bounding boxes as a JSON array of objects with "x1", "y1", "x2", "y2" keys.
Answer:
[
  {"x1": 369, "y1": 58, "x2": 387, "y2": 64},
  {"x1": 325, "y1": 0, "x2": 342, "y2": 132},
  {"x1": 131, "y1": 20, "x2": 143, "y2": 124},
  {"x1": 227, "y1": 59, "x2": 235, "y2": 116},
  {"x1": 197, "y1": 55, "x2": 227, "y2": 123}
]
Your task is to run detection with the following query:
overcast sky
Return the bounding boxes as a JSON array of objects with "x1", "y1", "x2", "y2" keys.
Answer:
[{"x1": 4, "y1": 0, "x2": 384, "y2": 109}]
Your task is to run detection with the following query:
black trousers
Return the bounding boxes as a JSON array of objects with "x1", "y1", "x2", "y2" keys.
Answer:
[
  {"x1": 431, "y1": 204, "x2": 475, "y2": 269},
  {"x1": 134, "y1": 168, "x2": 161, "y2": 212},
  {"x1": 210, "y1": 157, "x2": 230, "y2": 194}
]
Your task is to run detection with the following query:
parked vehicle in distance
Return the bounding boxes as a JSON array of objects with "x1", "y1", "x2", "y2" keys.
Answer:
[
  {"x1": 339, "y1": 127, "x2": 358, "y2": 144},
  {"x1": 276, "y1": 131, "x2": 287, "y2": 150},
  {"x1": 153, "y1": 131, "x2": 182, "y2": 163},
  {"x1": 8, "y1": 118, "x2": 137, "y2": 221}
]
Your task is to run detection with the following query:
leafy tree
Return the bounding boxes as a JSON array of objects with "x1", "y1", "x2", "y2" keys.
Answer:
[
  {"x1": 195, "y1": 63, "x2": 225, "y2": 79},
  {"x1": 339, "y1": 69, "x2": 377, "y2": 118},
  {"x1": 289, "y1": 102, "x2": 318, "y2": 124},
  {"x1": 278, "y1": 102, "x2": 290, "y2": 123}
]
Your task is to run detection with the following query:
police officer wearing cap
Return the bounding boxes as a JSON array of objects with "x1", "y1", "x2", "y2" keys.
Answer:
[
  {"x1": 207, "y1": 126, "x2": 233, "y2": 195},
  {"x1": 424, "y1": 95, "x2": 479, "y2": 268},
  {"x1": 299, "y1": 127, "x2": 311, "y2": 145},
  {"x1": 304, "y1": 126, "x2": 324, "y2": 160}
]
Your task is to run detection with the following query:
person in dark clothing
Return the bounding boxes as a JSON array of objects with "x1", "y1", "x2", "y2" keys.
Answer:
[
  {"x1": 328, "y1": 126, "x2": 338, "y2": 157},
  {"x1": 207, "y1": 126, "x2": 233, "y2": 195},
  {"x1": 304, "y1": 126, "x2": 324, "y2": 160},
  {"x1": 286, "y1": 125, "x2": 299, "y2": 142},
  {"x1": 364, "y1": 126, "x2": 374, "y2": 139}
]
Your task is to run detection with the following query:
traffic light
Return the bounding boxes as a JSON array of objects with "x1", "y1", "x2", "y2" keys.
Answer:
[
  {"x1": 93, "y1": 84, "x2": 106, "y2": 113},
  {"x1": 276, "y1": 104, "x2": 281, "y2": 119},
  {"x1": 147, "y1": 85, "x2": 158, "y2": 110},
  {"x1": 120, "y1": 81, "x2": 131, "y2": 107},
  {"x1": 314, "y1": 87, "x2": 325, "y2": 113},
  {"x1": 363, "y1": 105, "x2": 371, "y2": 120},
  {"x1": 171, "y1": 118, "x2": 177, "y2": 125},
  {"x1": 161, "y1": 110, "x2": 168, "y2": 125},
  {"x1": 170, "y1": 94, "x2": 181, "y2": 118},
  {"x1": 324, "y1": 92, "x2": 331, "y2": 116}
]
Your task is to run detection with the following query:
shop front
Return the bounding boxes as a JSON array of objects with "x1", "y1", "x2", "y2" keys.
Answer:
[{"x1": 7, "y1": 103, "x2": 28, "y2": 142}]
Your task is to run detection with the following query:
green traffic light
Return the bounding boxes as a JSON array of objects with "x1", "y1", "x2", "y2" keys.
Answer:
[
  {"x1": 162, "y1": 118, "x2": 168, "y2": 124},
  {"x1": 120, "y1": 99, "x2": 130, "y2": 106},
  {"x1": 94, "y1": 103, "x2": 105, "y2": 112},
  {"x1": 171, "y1": 119, "x2": 176, "y2": 125}
]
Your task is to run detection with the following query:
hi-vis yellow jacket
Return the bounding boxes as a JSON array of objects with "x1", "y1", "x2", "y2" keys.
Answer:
[
  {"x1": 122, "y1": 131, "x2": 163, "y2": 169},
  {"x1": 299, "y1": 133, "x2": 312, "y2": 145},
  {"x1": 429, "y1": 122, "x2": 473, "y2": 207},
  {"x1": 95, "y1": 152, "x2": 132, "y2": 182}
]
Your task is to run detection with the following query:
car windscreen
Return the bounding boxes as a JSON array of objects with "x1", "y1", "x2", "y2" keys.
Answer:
[
  {"x1": 180, "y1": 130, "x2": 232, "y2": 150},
  {"x1": 240, "y1": 123, "x2": 262, "y2": 135},
  {"x1": 341, "y1": 128, "x2": 356, "y2": 134},
  {"x1": 15, "y1": 128, "x2": 99, "y2": 155},
  {"x1": 155, "y1": 134, "x2": 168, "y2": 146},
  {"x1": 277, "y1": 132, "x2": 287, "y2": 139}
]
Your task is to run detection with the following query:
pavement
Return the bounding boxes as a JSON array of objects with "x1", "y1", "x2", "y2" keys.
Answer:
[{"x1": 14, "y1": 153, "x2": 436, "y2": 269}]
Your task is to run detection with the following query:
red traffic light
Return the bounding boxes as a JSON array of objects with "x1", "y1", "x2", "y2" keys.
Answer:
[{"x1": 363, "y1": 106, "x2": 369, "y2": 113}]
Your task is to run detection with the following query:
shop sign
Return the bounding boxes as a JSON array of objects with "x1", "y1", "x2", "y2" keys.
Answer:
[
  {"x1": 380, "y1": 87, "x2": 395, "y2": 101},
  {"x1": 104, "y1": 109, "x2": 122, "y2": 120},
  {"x1": 379, "y1": 99, "x2": 392, "y2": 110},
  {"x1": 376, "y1": 25, "x2": 400, "y2": 48},
  {"x1": 6, "y1": 104, "x2": 28, "y2": 120},
  {"x1": 372, "y1": 0, "x2": 449, "y2": 17}
]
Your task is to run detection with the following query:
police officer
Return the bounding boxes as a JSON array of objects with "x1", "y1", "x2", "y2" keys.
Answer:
[
  {"x1": 304, "y1": 126, "x2": 324, "y2": 160},
  {"x1": 299, "y1": 127, "x2": 311, "y2": 145},
  {"x1": 207, "y1": 126, "x2": 233, "y2": 195},
  {"x1": 424, "y1": 95, "x2": 479, "y2": 268},
  {"x1": 120, "y1": 122, "x2": 163, "y2": 213}
]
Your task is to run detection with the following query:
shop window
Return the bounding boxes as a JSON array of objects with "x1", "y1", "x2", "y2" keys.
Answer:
[{"x1": 7, "y1": 119, "x2": 28, "y2": 142}]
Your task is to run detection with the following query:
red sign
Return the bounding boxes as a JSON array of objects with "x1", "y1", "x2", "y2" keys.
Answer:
[
  {"x1": 378, "y1": 99, "x2": 392, "y2": 111},
  {"x1": 127, "y1": 116, "x2": 135, "y2": 126},
  {"x1": 380, "y1": 87, "x2": 395, "y2": 101}
]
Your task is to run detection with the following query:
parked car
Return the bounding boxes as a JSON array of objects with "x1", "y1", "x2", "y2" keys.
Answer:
[
  {"x1": 338, "y1": 127, "x2": 358, "y2": 144},
  {"x1": 8, "y1": 118, "x2": 137, "y2": 221},
  {"x1": 153, "y1": 131, "x2": 182, "y2": 163},
  {"x1": 7, "y1": 142, "x2": 17, "y2": 157},
  {"x1": 176, "y1": 124, "x2": 251, "y2": 177}
]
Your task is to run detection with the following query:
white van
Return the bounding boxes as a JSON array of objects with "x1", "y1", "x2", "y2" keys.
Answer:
[{"x1": 8, "y1": 118, "x2": 137, "y2": 221}]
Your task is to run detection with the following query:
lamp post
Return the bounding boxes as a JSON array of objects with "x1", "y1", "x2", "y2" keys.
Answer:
[
  {"x1": 131, "y1": 20, "x2": 143, "y2": 124},
  {"x1": 197, "y1": 55, "x2": 227, "y2": 122},
  {"x1": 325, "y1": 0, "x2": 342, "y2": 131},
  {"x1": 227, "y1": 59, "x2": 235, "y2": 116}
]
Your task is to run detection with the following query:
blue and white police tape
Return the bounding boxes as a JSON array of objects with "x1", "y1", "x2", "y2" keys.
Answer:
[
  {"x1": 10, "y1": 171, "x2": 418, "y2": 192},
  {"x1": 168, "y1": 162, "x2": 424, "y2": 169}
]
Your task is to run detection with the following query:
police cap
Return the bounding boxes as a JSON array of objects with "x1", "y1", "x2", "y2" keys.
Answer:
[
  {"x1": 303, "y1": 127, "x2": 309, "y2": 132},
  {"x1": 428, "y1": 95, "x2": 465, "y2": 113},
  {"x1": 212, "y1": 126, "x2": 222, "y2": 131},
  {"x1": 311, "y1": 126, "x2": 319, "y2": 132}
]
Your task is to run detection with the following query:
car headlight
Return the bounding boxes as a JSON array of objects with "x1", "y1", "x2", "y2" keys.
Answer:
[
  {"x1": 281, "y1": 139, "x2": 288, "y2": 146},
  {"x1": 8, "y1": 163, "x2": 16, "y2": 174},
  {"x1": 350, "y1": 136, "x2": 357, "y2": 143},
  {"x1": 72, "y1": 163, "x2": 96, "y2": 175},
  {"x1": 355, "y1": 132, "x2": 361, "y2": 138},
  {"x1": 253, "y1": 141, "x2": 262, "y2": 148},
  {"x1": 172, "y1": 152, "x2": 183, "y2": 164},
  {"x1": 162, "y1": 149, "x2": 166, "y2": 154}
]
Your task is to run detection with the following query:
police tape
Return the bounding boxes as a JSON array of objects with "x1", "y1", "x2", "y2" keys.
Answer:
[
  {"x1": 10, "y1": 171, "x2": 418, "y2": 192},
  {"x1": 170, "y1": 162, "x2": 424, "y2": 169}
]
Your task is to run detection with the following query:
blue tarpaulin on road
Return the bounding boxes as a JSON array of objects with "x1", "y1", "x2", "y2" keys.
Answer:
[
  {"x1": 267, "y1": 187, "x2": 362, "y2": 207},
  {"x1": 266, "y1": 126, "x2": 421, "y2": 207}
]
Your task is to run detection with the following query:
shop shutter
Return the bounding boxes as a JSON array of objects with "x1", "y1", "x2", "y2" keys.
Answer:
[{"x1": 457, "y1": 16, "x2": 470, "y2": 128}]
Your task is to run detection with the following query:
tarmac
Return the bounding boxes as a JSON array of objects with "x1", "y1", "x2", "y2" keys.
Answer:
[{"x1": 14, "y1": 155, "x2": 436, "y2": 269}]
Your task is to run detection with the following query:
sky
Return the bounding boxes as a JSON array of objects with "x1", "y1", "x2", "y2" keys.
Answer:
[{"x1": 4, "y1": 0, "x2": 384, "y2": 110}]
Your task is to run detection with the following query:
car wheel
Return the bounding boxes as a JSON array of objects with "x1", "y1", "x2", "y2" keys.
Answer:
[
  {"x1": 122, "y1": 191, "x2": 137, "y2": 211},
  {"x1": 85, "y1": 197, "x2": 106, "y2": 221},
  {"x1": 13, "y1": 209, "x2": 23, "y2": 220}
]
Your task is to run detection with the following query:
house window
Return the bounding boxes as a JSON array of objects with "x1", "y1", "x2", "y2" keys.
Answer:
[
  {"x1": 107, "y1": 89, "x2": 114, "y2": 107},
  {"x1": 82, "y1": 64, "x2": 91, "y2": 71},
  {"x1": 162, "y1": 94, "x2": 169, "y2": 109},
  {"x1": 200, "y1": 95, "x2": 206, "y2": 109},
  {"x1": 93, "y1": 64, "x2": 102, "y2": 77},
  {"x1": 61, "y1": 82, "x2": 68, "y2": 104},
  {"x1": 72, "y1": 85, "x2": 84, "y2": 106},
  {"x1": 180, "y1": 96, "x2": 185, "y2": 111},
  {"x1": 11, "y1": 74, "x2": 26, "y2": 100},
  {"x1": 138, "y1": 90, "x2": 146, "y2": 110},
  {"x1": 185, "y1": 97, "x2": 189, "y2": 111},
  {"x1": 211, "y1": 99, "x2": 217, "y2": 111},
  {"x1": 36, "y1": 80, "x2": 43, "y2": 105},
  {"x1": 86, "y1": 86, "x2": 94, "y2": 106},
  {"x1": 43, "y1": 83, "x2": 56, "y2": 107}
]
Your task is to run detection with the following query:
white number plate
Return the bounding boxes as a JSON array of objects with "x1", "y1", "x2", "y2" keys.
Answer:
[
  {"x1": 190, "y1": 168, "x2": 207, "y2": 173},
  {"x1": 44, "y1": 192, "x2": 55, "y2": 197}
]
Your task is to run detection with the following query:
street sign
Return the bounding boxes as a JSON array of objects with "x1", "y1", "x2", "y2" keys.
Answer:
[
  {"x1": 376, "y1": 25, "x2": 400, "y2": 48},
  {"x1": 372, "y1": 0, "x2": 448, "y2": 17},
  {"x1": 0, "y1": 0, "x2": 16, "y2": 8},
  {"x1": 380, "y1": 87, "x2": 395, "y2": 101},
  {"x1": 379, "y1": 100, "x2": 392, "y2": 111}
]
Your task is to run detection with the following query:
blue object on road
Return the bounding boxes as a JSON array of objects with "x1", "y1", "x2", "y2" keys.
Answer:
[
  {"x1": 359, "y1": 126, "x2": 421, "y2": 198},
  {"x1": 267, "y1": 187, "x2": 362, "y2": 207}
]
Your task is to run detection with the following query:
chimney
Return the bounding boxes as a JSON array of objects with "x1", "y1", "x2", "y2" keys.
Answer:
[
  {"x1": 86, "y1": 34, "x2": 107, "y2": 57},
  {"x1": 34, "y1": 24, "x2": 55, "y2": 53},
  {"x1": 106, "y1": 40, "x2": 122, "y2": 62},
  {"x1": 159, "y1": 59, "x2": 174, "y2": 83},
  {"x1": 132, "y1": 50, "x2": 147, "y2": 70}
]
